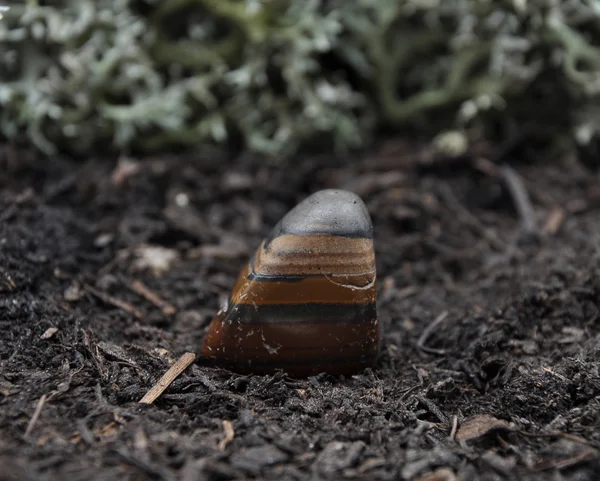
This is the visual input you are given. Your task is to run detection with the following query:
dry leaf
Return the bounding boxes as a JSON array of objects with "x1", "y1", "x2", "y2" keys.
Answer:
[
  {"x1": 456, "y1": 414, "x2": 511, "y2": 442},
  {"x1": 41, "y1": 327, "x2": 59, "y2": 339}
]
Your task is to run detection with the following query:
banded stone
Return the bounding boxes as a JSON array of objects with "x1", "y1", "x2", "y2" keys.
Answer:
[{"x1": 201, "y1": 189, "x2": 380, "y2": 376}]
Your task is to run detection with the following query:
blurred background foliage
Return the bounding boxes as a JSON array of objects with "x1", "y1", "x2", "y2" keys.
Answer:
[{"x1": 1, "y1": 0, "x2": 600, "y2": 159}]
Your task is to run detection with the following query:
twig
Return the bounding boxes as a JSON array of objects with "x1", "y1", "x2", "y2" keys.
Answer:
[
  {"x1": 0, "y1": 267, "x2": 17, "y2": 292},
  {"x1": 501, "y1": 166, "x2": 537, "y2": 234},
  {"x1": 399, "y1": 365, "x2": 425, "y2": 401},
  {"x1": 218, "y1": 420, "x2": 235, "y2": 451},
  {"x1": 472, "y1": 156, "x2": 501, "y2": 178},
  {"x1": 417, "y1": 311, "x2": 449, "y2": 355},
  {"x1": 127, "y1": 280, "x2": 176, "y2": 315},
  {"x1": 24, "y1": 394, "x2": 47, "y2": 437},
  {"x1": 396, "y1": 286, "x2": 419, "y2": 300},
  {"x1": 139, "y1": 352, "x2": 196, "y2": 404},
  {"x1": 449, "y1": 415, "x2": 458, "y2": 441},
  {"x1": 542, "y1": 366, "x2": 567, "y2": 382},
  {"x1": 85, "y1": 284, "x2": 144, "y2": 319},
  {"x1": 417, "y1": 396, "x2": 448, "y2": 424},
  {"x1": 517, "y1": 430, "x2": 600, "y2": 450},
  {"x1": 531, "y1": 447, "x2": 597, "y2": 472}
]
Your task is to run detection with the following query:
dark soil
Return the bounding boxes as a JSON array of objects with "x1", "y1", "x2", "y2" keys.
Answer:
[{"x1": 1, "y1": 141, "x2": 600, "y2": 481}]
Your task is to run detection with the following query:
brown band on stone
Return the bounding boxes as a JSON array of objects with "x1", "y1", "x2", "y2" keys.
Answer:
[
  {"x1": 230, "y1": 264, "x2": 376, "y2": 305},
  {"x1": 253, "y1": 235, "x2": 376, "y2": 277}
]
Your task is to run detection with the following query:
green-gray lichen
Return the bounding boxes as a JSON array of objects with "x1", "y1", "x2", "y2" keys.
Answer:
[{"x1": 1, "y1": 0, "x2": 600, "y2": 158}]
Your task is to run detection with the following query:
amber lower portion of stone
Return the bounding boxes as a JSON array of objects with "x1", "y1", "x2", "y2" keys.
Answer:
[
  {"x1": 202, "y1": 242, "x2": 379, "y2": 376},
  {"x1": 201, "y1": 302, "x2": 380, "y2": 377}
]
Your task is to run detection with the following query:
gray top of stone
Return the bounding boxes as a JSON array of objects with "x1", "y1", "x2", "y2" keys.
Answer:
[{"x1": 266, "y1": 189, "x2": 373, "y2": 243}]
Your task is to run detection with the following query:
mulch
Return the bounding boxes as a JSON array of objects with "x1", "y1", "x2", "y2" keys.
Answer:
[{"x1": 1, "y1": 139, "x2": 599, "y2": 481}]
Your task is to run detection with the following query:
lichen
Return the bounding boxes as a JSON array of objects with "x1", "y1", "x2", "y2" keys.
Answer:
[{"x1": 1, "y1": 0, "x2": 600, "y2": 157}]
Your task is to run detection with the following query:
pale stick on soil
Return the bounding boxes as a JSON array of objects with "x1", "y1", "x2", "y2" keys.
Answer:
[
  {"x1": 448, "y1": 415, "x2": 458, "y2": 441},
  {"x1": 24, "y1": 394, "x2": 47, "y2": 437},
  {"x1": 139, "y1": 352, "x2": 197, "y2": 404},
  {"x1": 218, "y1": 420, "x2": 235, "y2": 451}
]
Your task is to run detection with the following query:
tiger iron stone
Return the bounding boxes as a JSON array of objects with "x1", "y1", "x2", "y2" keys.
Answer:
[{"x1": 201, "y1": 189, "x2": 380, "y2": 376}]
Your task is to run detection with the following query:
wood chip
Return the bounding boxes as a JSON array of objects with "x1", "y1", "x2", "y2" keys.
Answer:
[
  {"x1": 472, "y1": 156, "x2": 501, "y2": 177},
  {"x1": 111, "y1": 157, "x2": 140, "y2": 186},
  {"x1": 0, "y1": 267, "x2": 17, "y2": 291},
  {"x1": 356, "y1": 457, "x2": 386, "y2": 474},
  {"x1": 0, "y1": 379, "x2": 18, "y2": 397},
  {"x1": 40, "y1": 327, "x2": 59, "y2": 340},
  {"x1": 64, "y1": 283, "x2": 84, "y2": 302},
  {"x1": 218, "y1": 420, "x2": 235, "y2": 451},
  {"x1": 541, "y1": 207, "x2": 566, "y2": 235},
  {"x1": 456, "y1": 414, "x2": 511, "y2": 442},
  {"x1": 413, "y1": 467, "x2": 457, "y2": 481},
  {"x1": 139, "y1": 352, "x2": 196, "y2": 404}
]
